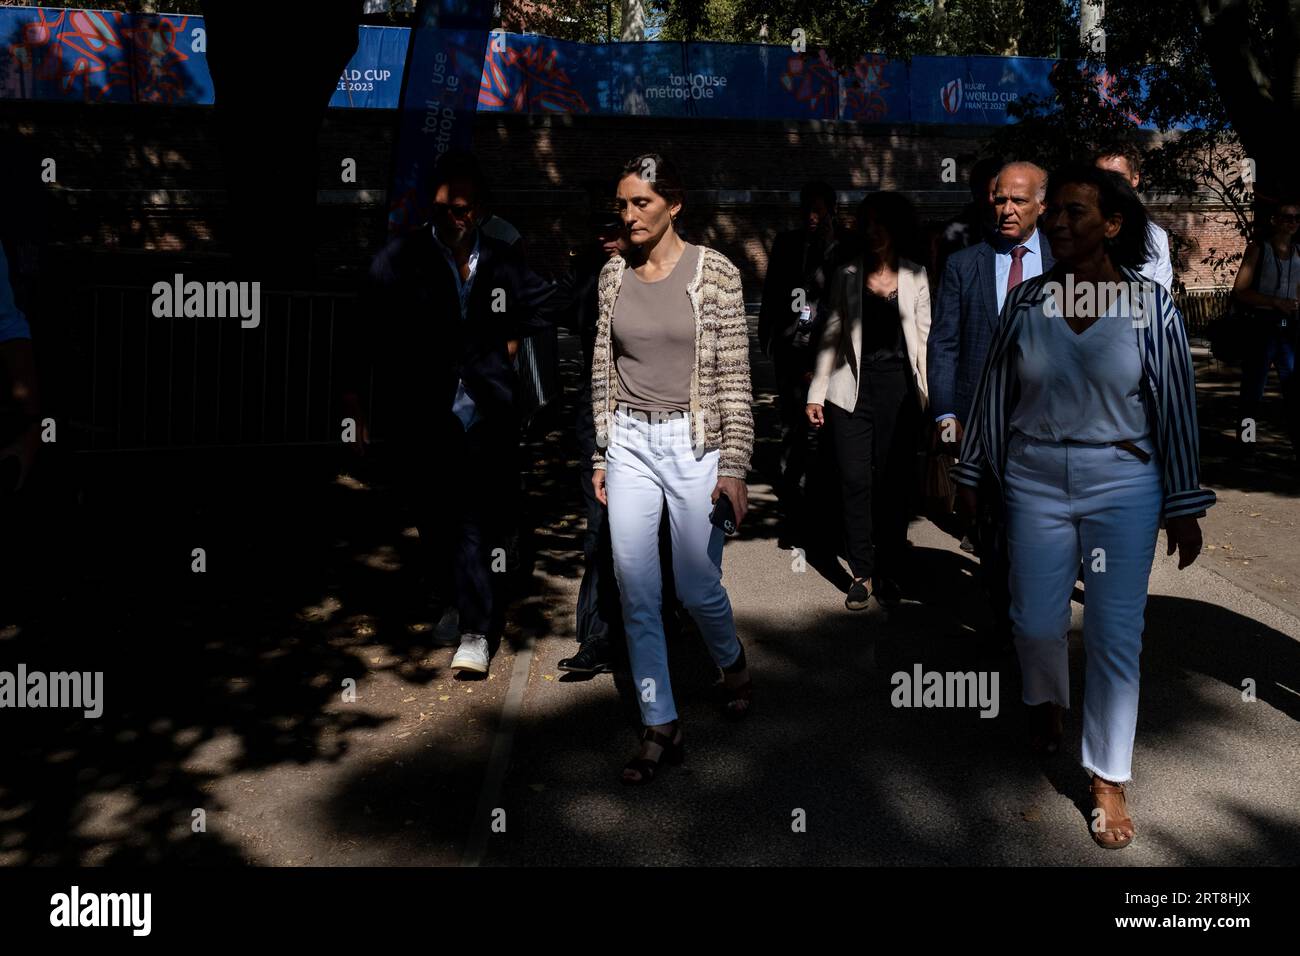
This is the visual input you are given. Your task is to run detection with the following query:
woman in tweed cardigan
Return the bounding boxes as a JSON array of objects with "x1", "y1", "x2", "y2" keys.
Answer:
[{"x1": 591, "y1": 154, "x2": 755, "y2": 784}]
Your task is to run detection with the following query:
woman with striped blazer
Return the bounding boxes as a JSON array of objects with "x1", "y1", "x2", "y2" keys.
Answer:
[{"x1": 953, "y1": 163, "x2": 1215, "y2": 849}]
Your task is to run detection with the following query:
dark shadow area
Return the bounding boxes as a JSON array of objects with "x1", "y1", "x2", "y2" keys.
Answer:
[
  {"x1": 3, "y1": 289, "x2": 1297, "y2": 866},
  {"x1": 1197, "y1": 358, "x2": 1300, "y2": 497},
  {"x1": 452, "y1": 581, "x2": 1299, "y2": 866}
]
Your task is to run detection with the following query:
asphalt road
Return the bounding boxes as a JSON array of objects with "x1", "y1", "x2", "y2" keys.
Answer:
[{"x1": 5, "y1": 319, "x2": 1296, "y2": 867}]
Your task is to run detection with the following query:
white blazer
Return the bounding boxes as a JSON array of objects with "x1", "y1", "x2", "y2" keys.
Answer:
[{"x1": 807, "y1": 256, "x2": 931, "y2": 413}]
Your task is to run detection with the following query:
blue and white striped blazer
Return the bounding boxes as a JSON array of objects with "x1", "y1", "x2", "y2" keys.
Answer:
[{"x1": 952, "y1": 266, "x2": 1217, "y2": 520}]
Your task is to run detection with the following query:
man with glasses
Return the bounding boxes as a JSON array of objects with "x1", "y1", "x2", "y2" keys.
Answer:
[
  {"x1": 344, "y1": 151, "x2": 556, "y2": 675},
  {"x1": 1232, "y1": 199, "x2": 1300, "y2": 466}
]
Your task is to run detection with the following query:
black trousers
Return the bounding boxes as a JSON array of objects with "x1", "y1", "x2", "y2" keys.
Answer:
[
  {"x1": 772, "y1": 343, "x2": 816, "y2": 534},
  {"x1": 574, "y1": 382, "x2": 624, "y2": 647},
  {"x1": 825, "y1": 360, "x2": 915, "y2": 581},
  {"x1": 395, "y1": 412, "x2": 517, "y2": 638},
  {"x1": 974, "y1": 471, "x2": 1012, "y2": 639},
  {"x1": 572, "y1": 383, "x2": 679, "y2": 648}
]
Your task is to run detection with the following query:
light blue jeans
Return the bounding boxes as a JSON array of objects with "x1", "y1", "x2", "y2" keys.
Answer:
[
  {"x1": 605, "y1": 409, "x2": 742, "y2": 726},
  {"x1": 1003, "y1": 433, "x2": 1163, "y2": 782}
]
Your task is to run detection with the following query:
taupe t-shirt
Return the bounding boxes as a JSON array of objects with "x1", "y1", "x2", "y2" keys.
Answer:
[{"x1": 612, "y1": 242, "x2": 699, "y2": 414}]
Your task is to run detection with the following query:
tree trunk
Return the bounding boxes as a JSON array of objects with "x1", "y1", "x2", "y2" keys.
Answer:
[
  {"x1": 1194, "y1": 0, "x2": 1299, "y2": 206},
  {"x1": 201, "y1": 0, "x2": 362, "y2": 280},
  {"x1": 1081, "y1": 0, "x2": 1105, "y2": 53},
  {"x1": 1002, "y1": 0, "x2": 1023, "y2": 56},
  {"x1": 620, "y1": 0, "x2": 647, "y2": 41}
]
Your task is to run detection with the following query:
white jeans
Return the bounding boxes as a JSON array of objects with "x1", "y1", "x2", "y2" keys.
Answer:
[
  {"x1": 1004, "y1": 433, "x2": 1163, "y2": 783},
  {"x1": 605, "y1": 409, "x2": 742, "y2": 726}
]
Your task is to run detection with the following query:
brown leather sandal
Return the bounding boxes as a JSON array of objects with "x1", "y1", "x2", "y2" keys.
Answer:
[
  {"x1": 718, "y1": 645, "x2": 752, "y2": 721},
  {"x1": 1090, "y1": 778, "x2": 1135, "y2": 849},
  {"x1": 621, "y1": 721, "x2": 684, "y2": 785}
]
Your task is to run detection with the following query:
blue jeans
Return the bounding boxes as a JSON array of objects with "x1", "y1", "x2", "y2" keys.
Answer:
[
  {"x1": 1004, "y1": 433, "x2": 1163, "y2": 782},
  {"x1": 1240, "y1": 325, "x2": 1295, "y2": 410}
]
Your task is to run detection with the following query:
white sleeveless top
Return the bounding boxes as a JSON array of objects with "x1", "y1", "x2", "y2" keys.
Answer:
[{"x1": 1256, "y1": 243, "x2": 1300, "y2": 299}]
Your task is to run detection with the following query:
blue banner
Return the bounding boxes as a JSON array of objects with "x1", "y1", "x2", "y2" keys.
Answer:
[
  {"x1": 0, "y1": 6, "x2": 1189, "y2": 131},
  {"x1": 0, "y1": 6, "x2": 211, "y2": 104},
  {"x1": 329, "y1": 24, "x2": 407, "y2": 109},
  {"x1": 386, "y1": 3, "x2": 495, "y2": 233},
  {"x1": 909, "y1": 55, "x2": 1056, "y2": 125}
]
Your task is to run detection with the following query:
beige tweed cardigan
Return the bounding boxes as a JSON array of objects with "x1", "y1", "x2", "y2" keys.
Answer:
[{"x1": 591, "y1": 245, "x2": 754, "y2": 480}]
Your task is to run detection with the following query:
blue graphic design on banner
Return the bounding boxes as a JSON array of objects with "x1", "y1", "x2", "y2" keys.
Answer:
[
  {"x1": 837, "y1": 53, "x2": 910, "y2": 121},
  {"x1": 330, "y1": 25, "x2": 406, "y2": 109},
  {"x1": 387, "y1": 2, "x2": 494, "y2": 233},
  {"x1": 477, "y1": 31, "x2": 601, "y2": 114},
  {"x1": 909, "y1": 55, "x2": 1055, "y2": 125},
  {"x1": 0, "y1": 6, "x2": 211, "y2": 104}
]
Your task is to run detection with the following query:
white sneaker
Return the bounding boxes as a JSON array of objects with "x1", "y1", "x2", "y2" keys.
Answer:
[
  {"x1": 451, "y1": 634, "x2": 489, "y2": 674},
  {"x1": 433, "y1": 606, "x2": 460, "y2": 646}
]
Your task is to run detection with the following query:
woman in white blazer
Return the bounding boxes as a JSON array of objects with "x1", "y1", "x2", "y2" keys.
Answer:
[{"x1": 806, "y1": 192, "x2": 930, "y2": 610}]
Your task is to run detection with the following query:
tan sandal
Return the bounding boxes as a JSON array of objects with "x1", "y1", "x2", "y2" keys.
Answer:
[{"x1": 1089, "y1": 779, "x2": 1135, "y2": 849}]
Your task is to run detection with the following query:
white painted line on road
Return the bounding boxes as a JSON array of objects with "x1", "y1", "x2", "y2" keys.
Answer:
[{"x1": 460, "y1": 635, "x2": 535, "y2": 867}]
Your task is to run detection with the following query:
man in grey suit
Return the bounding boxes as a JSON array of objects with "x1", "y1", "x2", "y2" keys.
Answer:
[{"x1": 928, "y1": 161, "x2": 1052, "y2": 650}]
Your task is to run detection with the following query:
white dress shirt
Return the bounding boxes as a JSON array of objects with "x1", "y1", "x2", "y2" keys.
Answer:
[
  {"x1": 433, "y1": 224, "x2": 481, "y2": 430},
  {"x1": 994, "y1": 226, "x2": 1044, "y2": 314},
  {"x1": 1140, "y1": 222, "x2": 1174, "y2": 292}
]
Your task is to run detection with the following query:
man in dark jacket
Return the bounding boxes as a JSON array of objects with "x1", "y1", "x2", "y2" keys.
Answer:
[
  {"x1": 553, "y1": 213, "x2": 627, "y2": 674},
  {"x1": 929, "y1": 161, "x2": 1052, "y2": 652},
  {"x1": 758, "y1": 181, "x2": 841, "y2": 548},
  {"x1": 343, "y1": 151, "x2": 555, "y2": 676}
]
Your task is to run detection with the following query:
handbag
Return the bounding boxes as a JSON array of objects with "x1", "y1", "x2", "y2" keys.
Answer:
[
  {"x1": 1213, "y1": 243, "x2": 1291, "y2": 364},
  {"x1": 923, "y1": 445, "x2": 957, "y2": 516}
]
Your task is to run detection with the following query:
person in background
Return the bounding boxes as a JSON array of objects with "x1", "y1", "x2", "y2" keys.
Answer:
[
  {"x1": 805, "y1": 192, "x2": 931, "y2": 610},
  {"x1": 0, "y1": 240, "x2": 37, "y2": 494},
  {"x1": 955, "y1": 163, "x2": 1213, "y2": 849},
  {"x1": 555, "y1": 211, "x2": 629, "y2": 675},
  {"x1": 343, "y1": 150, "x2": 555, "y2": 677},
  {"x1": 758, "y1": 181, "x2": 841, "y2": 549},
  {"x1": 593, "y1": 153, "x2": 754, "y2": 784},
  {"x1": 931, "y1": 156, "x2": 1003, "y2": 285},
  {"x1": 1231, "y1": 199, "x2": 1300, "y2": 460},
  {"x1": 1093, "y1": 143, "x2": 1175, "y2": 292},
  {"x1": 928, "y1": 161, "x2": 1053, "y2": 650}
]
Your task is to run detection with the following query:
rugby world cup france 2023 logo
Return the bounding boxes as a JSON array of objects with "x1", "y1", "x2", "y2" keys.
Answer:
[{"x1": 941, "y1": 78, "x2": 963, "y2": 115}]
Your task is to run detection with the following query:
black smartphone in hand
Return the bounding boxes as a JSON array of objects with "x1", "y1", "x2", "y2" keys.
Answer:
[{"x1": 710, "y1": 493, "x2": 738, "y2": 536}]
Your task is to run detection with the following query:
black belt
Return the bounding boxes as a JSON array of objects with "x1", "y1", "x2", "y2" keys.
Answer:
[
  {"x1": 1112, "y1": 440, "x2": 1151, "y2": 464},
  {"x1": 1057, "y1": 437, "x2": 1152, "y2": 464}
]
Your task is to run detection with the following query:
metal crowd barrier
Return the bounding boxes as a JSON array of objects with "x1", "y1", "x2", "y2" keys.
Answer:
[{"x1": 60, "y1": 283, "x2": 563, "y2": 453}]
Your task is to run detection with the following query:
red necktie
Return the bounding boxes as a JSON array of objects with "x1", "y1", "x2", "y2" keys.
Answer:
[{"x1": 1007, "y1": 245, "x2": 1028, "y2": 294}]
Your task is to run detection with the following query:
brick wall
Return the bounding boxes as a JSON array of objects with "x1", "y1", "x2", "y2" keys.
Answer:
[{"x1": 2, "y1": 100, "x2": 1244, "y2": 293}]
